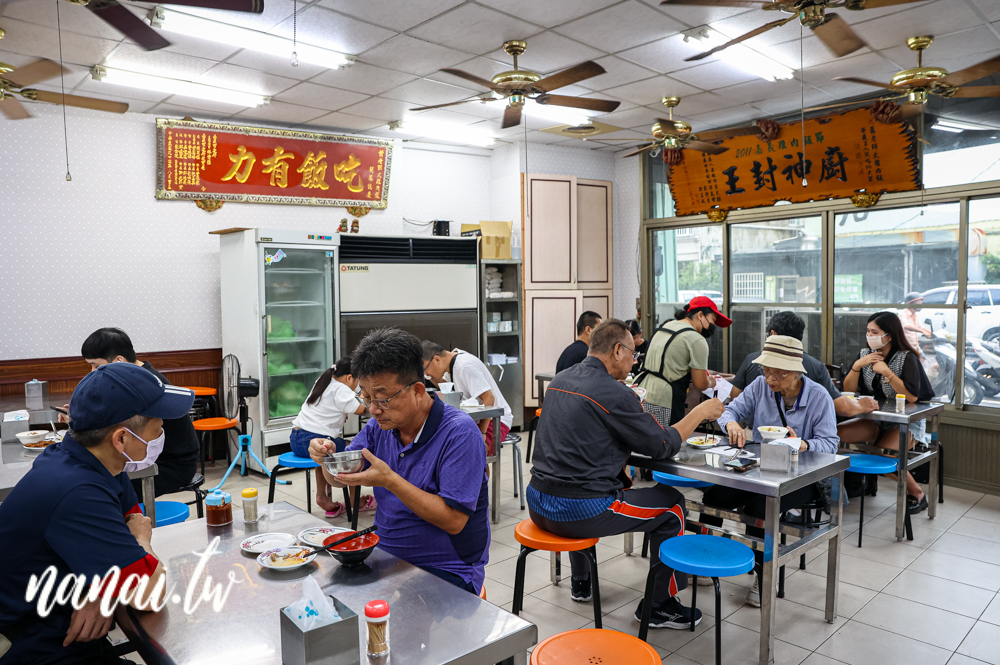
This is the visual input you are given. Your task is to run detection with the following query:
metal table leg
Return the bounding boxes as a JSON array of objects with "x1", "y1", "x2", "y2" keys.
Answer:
[
  {"x1": 624, "y1": 532, "x2": 634, "y2": 556},
  {"x1": 928, "y1": 415, "x2": 940, "y2": 519},
  {"x1": 143, "y1": 477, "x2": 157, "y2": 528},
  {"x1": 895, "y1": 424, "x2": 909, "y2": 541},
  {"x1": 759, "y1": 495, "x2": 780, "y2": 665},
  {"x1": 537, "y1": 377, "x2": 545, "y2": 408},
  {"x1": 825, "y1": 470, "x2": 843, "y2": 623}
]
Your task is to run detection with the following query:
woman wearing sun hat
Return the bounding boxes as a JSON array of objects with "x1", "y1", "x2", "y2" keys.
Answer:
[{"x1": 699, "y1": 334, "x2": 839, "y2": 608}]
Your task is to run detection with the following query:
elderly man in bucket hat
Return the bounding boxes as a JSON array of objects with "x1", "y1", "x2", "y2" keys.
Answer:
[{"x1": 699, "y1": 335, "x2": 839, "y2": 608}]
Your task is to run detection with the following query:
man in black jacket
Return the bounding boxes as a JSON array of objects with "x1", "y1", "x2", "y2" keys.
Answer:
[
  {"x1": 75, "y1": 328, "x2": 200, "y2": 497},
  {"x1": 527, "y1": 319, "x2": 725, "y2": 630}
]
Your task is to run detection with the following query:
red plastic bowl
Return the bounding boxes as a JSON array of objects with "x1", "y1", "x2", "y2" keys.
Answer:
[{"x1": 323, "y1": 531, "x2": 379, "y2": 567}]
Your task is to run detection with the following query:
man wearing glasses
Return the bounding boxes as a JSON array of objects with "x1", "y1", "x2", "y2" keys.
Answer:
[
  {"x1": 527, "y1": 319, "x2": 725, "y2": 629},
  {"x1": 308, "y1": 328, "x2": 489, "y2": 595}
]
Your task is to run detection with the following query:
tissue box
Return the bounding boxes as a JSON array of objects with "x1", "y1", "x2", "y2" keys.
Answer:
[
  {"x1": 490, "y1": 312, "x2": 502, "y2": 322},
  {"x1": 280, "y1": 596, "x2": 360, "y2": 665},
  {"x1": 760, "y1": 443, "x2": 791, "y2": 473},
  {"x1": 498, "y1": 321, "x2": 513, "y2": 333},
  {"x1": 487, "y1": 353, "x2": 507, "y2": 366},
  {"x1": 487, "y1": 322, "x2": 499, "y2": 333},
  {"x1": 25, "y1": 380, "x2": 49, "y2": 410}
]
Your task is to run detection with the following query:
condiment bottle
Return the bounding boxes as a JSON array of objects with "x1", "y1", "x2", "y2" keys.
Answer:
[
  {"x1": 896, "y1": 394, "x2": 906, "y2": 413},
  {"x1": 205, "y1": 490, "x2": 233, "y2": 527},
  {"x1": 364, "y1": 599, "x2": 390, "y2": 657},
  {"x1": 242, "y1": 487, "x2": 259, "y2": 524}
]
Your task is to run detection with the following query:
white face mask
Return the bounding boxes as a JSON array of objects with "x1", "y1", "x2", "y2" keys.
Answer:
[
  {"x1": 866, "y1": 334, "x2": 887, "y2": 349},
  {"x1": 122, "y1": 427, "x2": 165, "y2": 472}
]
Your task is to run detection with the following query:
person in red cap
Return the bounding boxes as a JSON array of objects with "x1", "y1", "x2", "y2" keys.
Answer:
[{"x1": 634, "y1": 296, "x2": 732, "y2": 428}]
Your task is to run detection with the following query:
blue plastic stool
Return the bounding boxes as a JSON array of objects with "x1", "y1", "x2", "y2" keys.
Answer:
[
  {"x1": 848, "y1": 454, "x2": 912, "y2": 546},
  {"x1": 639, "y1": 535, "x2": 755, "y2": 665},
  {"x1": 268, "y1": 451, "x2": 354, "y2": 524},
  {"x1": 139, "y1": 501, "x2": 189, "y2": 527},
  {"x1": 636, "y1": 472, "x2": 714, "y2": 558}
]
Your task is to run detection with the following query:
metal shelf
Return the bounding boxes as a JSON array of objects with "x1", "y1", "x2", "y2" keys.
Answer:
[
  {"x1": 487, "y1": 331, "x2": 520, "y2": 337},
  {"x1": 266, "y1": 301, "x2": 323, "y2": 308},
  {"x1": 486, "y1": 297, "x2": 519, "y2": 302},
  {"x1": 265, "y1": 268, "x2": 323, "y2": 275},
  {"x1": 266, "y1": 336, "x2": 325, "y2": 344}
]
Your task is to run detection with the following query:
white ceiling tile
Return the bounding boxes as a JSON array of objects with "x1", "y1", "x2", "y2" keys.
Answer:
[
  {"x1": 617, "y1": 33, "x2": 721, "y2": 74},
  {"x1": 592, "y1": 75, "x2": 701, "y2": 106},
  {"x1": 197, "y1": 63, "x2": 298, "y2": 96},
  {"x1": 814, "y1": 81, "x2": 883, "y2": 102},
  {"x1": 767, "y1": 35, "x2": 870, "y2": 70},
  {"x1": 880, "y1": 27, "x2": 1000, "y2": 71},
  {"x1": 412, "y1": 108, "x2": 490, "y2": 126},
  {"x1": 669, "y1": 60, "x2": 759, "y2": 89},
  {"x1": 554, "y1": 1, "x2": 686, "y2": 53},
  {"x1": 483, "y1": 32, "x2": 604, "y2": 74},
  {"x1": 155, "y1": 93, "x2": 260, "y2": 114},
  {"x1": 672, "y1": 91, "x2": 743, "y2": 116},
  {"x1": 970, "y1": 0, "x2": 1000, "y2": 22},
  {"x1": 1, "y1": 0, "x2": 126, "y2": 41},
  {"x1": 144, "y1": 104, "x2": 231, "y2": 121},
  {"x1": 710, "y1": 11, "x2": 802, "y2": 48},
  {"x1": 0, "y1": 18, "x2": 119, "y2": 67},
  {"x1": 714, "y1": 76, "x2": 813, "y2": 104},
  {"x1": 595, "y1": 105, "x2": 661, "y2": 130},
  {"x1": 687, "y1": 104, "x2": 766, "y2": 128},
  {"x1": 359, "y1": 35, "x2": 470, "y2": 76},
  {"x1": 425, "y1": 56, "x2": 511, "y2": 89},
  {"x1": 642, "y1": 0, "x2": 756, "y2": 26},
  {"x1": 317, "y1": 0, "x2": 464, "y2": 32},
  {"x1": 273, "y1": 82, "x2": 370, "y2": 110},
  {"x1": 233, "y1": 100, "x2": 328, "y2": 124},
  {"x1": 485, "y1": 0, "x2": 622, "y2": 29},
  {"x1": 157, "y1": 33, "x2": 243, "y2": 63},
  {"x1": 0, "y1": 50, "x2": 40, "y2": 69},
  {"x1": 105, "y1": 44, "x2": 217, "y2": 80},
  {"x1": 223, "y1": 51, "x2": 328, "y2": 80},
  {"x1": 798, "y1": 51, "x2": 898, "y2": 87},
  {"x1": 408, "y1": 4, "x2": 543, "y2": 55},
  {"x1": 837, "y1": 0, "x2": 939, "y2": 25},
  {"x1": 850, "y1": 1, "x2": 983, "y2": 51},
  {"x1": 338, "y1": 95, "x2": 423, "y2": 121},
  {"x1": 75, "y1": 76, "x2": 173, "y2": 104},
  {"x1": 301, "y1": 111, "x2": 386, "y2": 132},
  {"x1": 580, "y1": 90, "x2": 639, "y2": 113},
  {"x1": 447, "y1": 99, "x2": 509, "y2": 120},
  {"x1": 380, "y1": 78, "x2": 480, "y2": 107},
  {"x1": 271, "y1": 6, "x2": 398, "y2": 55},
  {"x1": 146, "y1": 0, "x2": 297, "y2": 32},
  {"x1": 749, "y1": 88, "x2": 833, "y2": 116},
  {"x1": 575, "y1": 55, "x2": 658, "y2": 92},
  {"x1": 311, "y1": 62, "x2": 418, "y2": 96},
  {"x1": 514, "y1": 130, "x2": 571, "y2": 144}
]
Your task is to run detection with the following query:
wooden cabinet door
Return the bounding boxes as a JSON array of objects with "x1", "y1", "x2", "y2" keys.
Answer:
[
  {"x1": 576, "y1": 179, "x2": 613, "y2": 291},
  {"x1": 524, "y1": 174, "x2": 577, "y2": 290},
  {"x1": 583, "y1": 289, "x2": 614, "y2": 321},
  {"x1": 523, "y1": 290, "x2": 584, "y2": 406}
]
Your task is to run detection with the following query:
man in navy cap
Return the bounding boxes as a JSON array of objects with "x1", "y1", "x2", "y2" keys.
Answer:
[{"x1": 0, "y1": 362, "x2": 194, "y2": 664}]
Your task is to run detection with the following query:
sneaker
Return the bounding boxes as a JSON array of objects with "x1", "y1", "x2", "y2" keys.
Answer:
[
  {"x1": 571, "y1": 578, "x2": 591, "y2": 602},
  {"x1": 633, "y1": 596, "x2": 702, "y2": 629},
  {"x1": 907, "y1": 494, "x2": 928, "y2": 514},
  {"x1": 746, "y1": 576, "x2": 761, "y2": 608}
]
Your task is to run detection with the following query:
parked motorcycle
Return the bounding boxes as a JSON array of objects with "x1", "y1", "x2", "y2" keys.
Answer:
[
  {"x1": 920, "y1": 322, "x2": 986, "y2": 405},
  {"x1": 968, "y1": 335, "x2": 1000, "y2": 397}
]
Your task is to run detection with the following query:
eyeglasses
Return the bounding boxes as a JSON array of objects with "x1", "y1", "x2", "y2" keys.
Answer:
[
  {"x1": 761, "y1": 368, "x2": 790, "y2": 380},
  {"x1": 620, "y1": 342, "x2": 640, "y2": 361},
  {"x1": 360, "y1": 382, "x2": 416, "y2": 410}
]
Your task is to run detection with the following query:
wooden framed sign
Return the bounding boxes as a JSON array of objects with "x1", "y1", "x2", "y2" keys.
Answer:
[{"x1": 155, "y1": 118, "x2": 393, "y2": 208}]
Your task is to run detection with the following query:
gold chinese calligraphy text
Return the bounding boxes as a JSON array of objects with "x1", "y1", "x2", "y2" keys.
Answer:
[
  {"x1": 297, "y1": 151, "x2": 329, "y2": 190},
  {"x1": 333, "y1": 154, "x2": 364, "y2": 193},
  {"x1": 262, "y1": 146, "x2": 295, "y2": 188},
  {"x1": 221, "y1": 145, "x2": 256, "y2": 183}
]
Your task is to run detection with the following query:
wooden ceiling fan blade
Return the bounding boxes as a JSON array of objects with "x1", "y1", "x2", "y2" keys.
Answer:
[
  {"x1": 686, "y1": 141, "x2": 728, "y2": 155},
  {"x1": 940, "y1": 55, "x2": 1000, "y2": 87},
  {"x1": 621, "y1": 144, "x2": 657, "y2": 158},
  {"x1": 440, "y1": 69, "x2": 501, "y2": 92},
  {"x1": 4, "y1": 59, "x2": 67, "y2": 87},
  {"x1": 951, "y1": 85, "x2": 1000, "y2": 98},
  {"x1": 30, "y1": 90, "x2": 129, "y2": 114},
  {"x1": 833, "y1": 76, "x2": 902, "y2": 91},
  {"x1": 536, "y1": 94, "x2": 619, "y2": 113},
  {"x1": 660, "y1": 0, "x2": 769, "y2": 6},
  {"x1": 684, "y1": 15, "x2": 797, "y2": 62},
  {"x1": 89, "y1": 1, "x2": 170, "y2": 51},
  {"x1": 501, "y1": 105, "x2": 522, "y2": 129},
  {"x1": 695, "y1": 126, "x2": 763, "y2": 142},
  {"x1": 532, "y1": 61, "x2": 606, "y2": 93},
  {"x1": 0, "y1": 97, "x2": 31, "y2": 120},
  {"x1": 150, "y1": 0, "x2": 264, "y2": 12},
  {"x1": 409, "y1": 99, "x2": 479, "y2": 111},
  {"x1": 811, "y1": 13, "x2": 866, "y2": 58},
  {"x1": 859, "y1": 0, "x2": 931, "y2": 7}
]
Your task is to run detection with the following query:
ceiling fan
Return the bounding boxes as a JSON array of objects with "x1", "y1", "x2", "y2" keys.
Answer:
[
  {"x1": 661, "y1": 0, "x2": 925, "y2": 61},
  {"x1": 409, "y1": 40, "x2": 621, "y2": 129},
  {"x1": 6, "y1": 0, "x2": 264, "y2": 51},
  {"x1": 601, "y1": 96, "x2": 763, "y2": 158},
  {"x1": 0, "y1": 58, "x2": 129, "y2": 120}
]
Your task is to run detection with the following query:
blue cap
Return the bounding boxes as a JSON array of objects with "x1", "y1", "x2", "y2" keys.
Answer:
[{"x1": 70, "y1": 363, "x2": 195, "y2": 431}]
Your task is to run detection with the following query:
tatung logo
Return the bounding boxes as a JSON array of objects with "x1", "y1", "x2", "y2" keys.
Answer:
[
  {"x1": 340, "y1": 264, "x2": 369, "y2": 272},
  {"x1": 25, "y1": 537, "x2": 242, "y2": 619}
]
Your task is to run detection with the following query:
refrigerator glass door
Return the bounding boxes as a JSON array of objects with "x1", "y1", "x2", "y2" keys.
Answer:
[{"x1": 261, "y1": 245, "x2": 335, "y2": 425}]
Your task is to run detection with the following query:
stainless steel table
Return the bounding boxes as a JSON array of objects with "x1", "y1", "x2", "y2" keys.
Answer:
[
  {"x1": 116, "y1": 501, "x2": 537, "y2": 665},
  {"x1": 628, "y1": 442, "x2": 849, "y2": 665},
  {"x1": 462, "y1": 405, "x2": 506, "y2": 525},
  {"x1": 534, "y1": 372, "x2": 555, "y2": 408},
  {"x1": 851, "y1": 401, "x2": 943, "y2": 541},
  {"x1": 0, "y1": 461, "x2": 31, "y2": 501}
]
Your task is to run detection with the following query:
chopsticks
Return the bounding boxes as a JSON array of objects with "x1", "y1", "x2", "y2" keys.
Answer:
[{"x1": 303, "y1": 525, "x2": 378, "y2": 556}]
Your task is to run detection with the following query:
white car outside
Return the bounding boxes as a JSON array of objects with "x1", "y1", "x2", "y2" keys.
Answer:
[{"x1": 919, "y1": 285, "x2": 1000, "y2": 342}]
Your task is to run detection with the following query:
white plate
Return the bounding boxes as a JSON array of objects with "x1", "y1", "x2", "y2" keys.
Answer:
[
  {"x1": 257, "y1": 546, "x2": 317, "y2": 571},
  {"x1": 240, "y1": 532, "x2": 296, "y2": 554},
  {"x1": 22, "y1": 442, "x2": 52, "y2": 452},
  {"x1": 686, "y1": 436, "x2": 723, "y2": 449},
  {"x1": 297, "y1": 526, "x2": 352, "y2": 547}
]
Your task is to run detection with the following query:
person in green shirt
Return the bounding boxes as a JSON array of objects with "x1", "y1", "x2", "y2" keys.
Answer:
[{"x1": 635, "y1": 296, "x2": 732, "y2": 428}]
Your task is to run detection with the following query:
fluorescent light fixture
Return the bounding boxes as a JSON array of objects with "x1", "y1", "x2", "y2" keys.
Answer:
[
  {"x1": 934, "y1": 118, "x2": 995, "y2": 132},
  {"x1": 683, "y1": 27, "x2": 795, "y2": 82},
  {"x1": 932, "y1": 123, "x2": 963, "y2": 133},
  {"x1": 151, "y1": 7, "x2": 355, "y2": 69},
  {"x1": 389, "y1": 120, "x2": 495, "y2": 147},
  {"x1": 521, "y1": 99, "x2": 589, "y2": 127},
  {"x1": 91, "y1": 66, "x2": 270, "y2": 107}
]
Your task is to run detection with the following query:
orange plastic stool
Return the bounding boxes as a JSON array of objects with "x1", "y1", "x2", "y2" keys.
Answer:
[
  {"x1": 192, "y1": 417, "x2": 239, "y2": 475},
  {"x1": 525, "y1": 407, "x2": 543, "y2": 463},
  {"x1": 479, "y1": 585, "x2": 487, "y2": 600},
  {"x1": 512, "y1": 520, "x2": 603, "y2": 628},
  {"x1": 531, "y1": 629, "x2": 659, "y2": 665},
  {"x1": 183, "y1": 386, "x2": 217, "y2": 397}
]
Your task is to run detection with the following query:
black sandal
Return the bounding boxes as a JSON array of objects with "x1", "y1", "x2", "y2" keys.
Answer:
[{"x1": 907, "y1": 494, "x2": 928, "y2": 514}]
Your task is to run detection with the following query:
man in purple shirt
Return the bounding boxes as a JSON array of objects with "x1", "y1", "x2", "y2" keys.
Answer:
[{"x1": 310, "y1": 328, "x2": 489, "y2": 593}]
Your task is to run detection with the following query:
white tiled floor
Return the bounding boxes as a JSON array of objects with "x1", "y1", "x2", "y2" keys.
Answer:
[{"x1": 153, "y1": 457, "x2": 1000, "y2": 665}]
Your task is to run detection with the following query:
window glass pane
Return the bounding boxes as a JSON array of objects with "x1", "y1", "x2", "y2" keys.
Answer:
[
  {"x1": 730, "y1": 306, "x2": 822, "y2": 376},
  {"x1": 647, "y1": 156, "x2": 674, "y2": 219},
  {"x1": 833, "y1": 307, "x2": 954, "y2": 405},
  {"x1": 919, "y1": 289, "x2": 952, "y2": 305},
  {"x1": 730, "y1": 217, "x2": 822, "y2": 303},
  {"x1": 834, "y1": 203, "x2": 960, "y2": 305},
  {"x1": 967, "y1": 197, "x2": 1000, "y2": 408},
  {"x1": 921, "y1": 92, "x2": 1000, "y2": 188}
]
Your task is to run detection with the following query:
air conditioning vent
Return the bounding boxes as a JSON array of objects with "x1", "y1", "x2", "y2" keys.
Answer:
[
  {"x1": 412, "y1": 238, "x2": 477, "y2": 263},
  {"x1": 339, "y1": 236, "x2": 411, "y2": 262},
  {"x1": 339, "y1": 235, "x2": 478, "y2": 263}
]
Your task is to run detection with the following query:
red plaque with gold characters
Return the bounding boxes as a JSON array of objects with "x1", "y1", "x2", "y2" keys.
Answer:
[
  {"x1": 155, "y1": 118, "x2": 392, "y2": 208},
  {"x1": 667, "y1": 108, "x2": 919, "y2": 216}
]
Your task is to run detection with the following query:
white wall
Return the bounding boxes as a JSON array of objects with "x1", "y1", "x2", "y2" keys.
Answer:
[
  {"x1": 613, "y1": 156, "x2": 641, "y2": 321},
  {"x1": 0, "y1": 106, "x2": 491, "y2": 360}
]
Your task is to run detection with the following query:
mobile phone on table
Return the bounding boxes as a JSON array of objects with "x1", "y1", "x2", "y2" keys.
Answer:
[
  {"x1": 725, "y1": 458, "x2": 757, "y2": 472},
  {"x1": 50, "y1": 406, "x2": 69, "y2": 415}
]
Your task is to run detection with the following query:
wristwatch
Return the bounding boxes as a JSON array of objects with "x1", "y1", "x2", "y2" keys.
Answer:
[{"x1": 803, "y1": 440, "x2": 811, "y2": 451}]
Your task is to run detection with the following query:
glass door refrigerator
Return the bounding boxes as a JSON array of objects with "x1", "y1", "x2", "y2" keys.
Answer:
[{"x1": 218, "y1": 228, "x2": 340, "y2": 473}]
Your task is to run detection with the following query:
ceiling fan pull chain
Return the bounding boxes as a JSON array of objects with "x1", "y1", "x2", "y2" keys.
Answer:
[
  {"x1": 290, "y1": 0, "x2": 299, "y2": 67},
  {"x1": 800, "y1": 22, "x2": 807, "y2": 187},
  {"x1": 55, "y1": 0, "x2": 71, "y2": 182}
]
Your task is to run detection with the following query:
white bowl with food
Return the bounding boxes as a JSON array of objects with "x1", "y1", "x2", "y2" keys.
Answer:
[
  {"x1": 257, "y1": 545, "x2": 317, "y2": 571},
  {"x1": 323, "y1": 450, "x2": 364, "y2": 475},
  {"x1": 16, "y1": 430, "x2": 48, "y2": 445},
  {"x1": 240, "y1": 532, "x2": 296, "y2": 554},
  {"x1": 686, "y1": 435, "x2": 721, "y2": 449},
  {"x1": 757, "y1": 426, "x2": 789, "y2": 441}
]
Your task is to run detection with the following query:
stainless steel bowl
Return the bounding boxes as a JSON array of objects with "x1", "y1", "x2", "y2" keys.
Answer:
[{"x1": 323, "y1": 450, "x2": 364, "y2": 475}]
